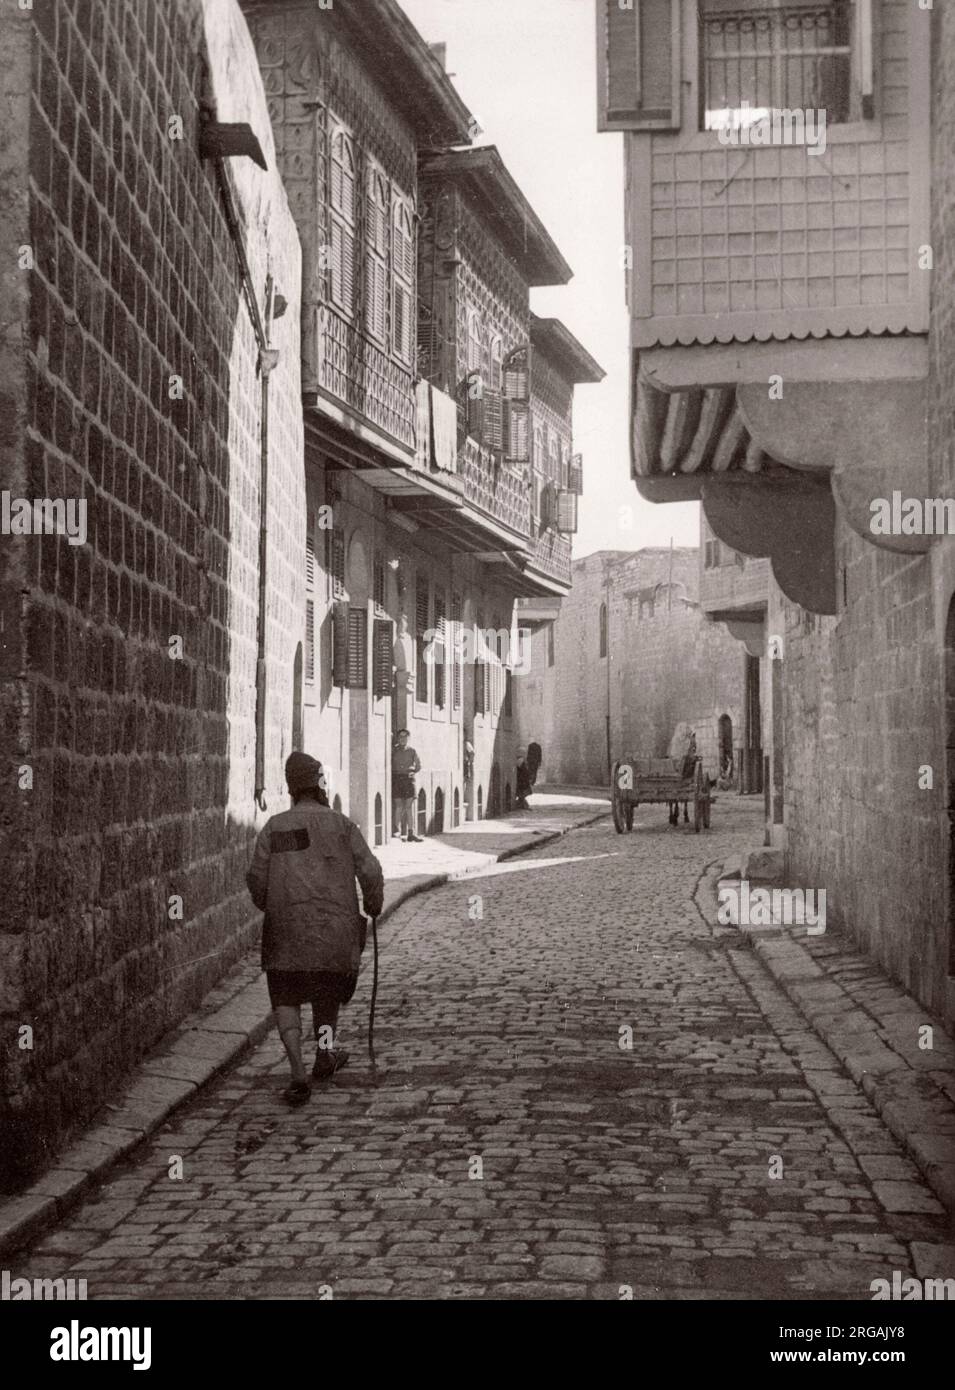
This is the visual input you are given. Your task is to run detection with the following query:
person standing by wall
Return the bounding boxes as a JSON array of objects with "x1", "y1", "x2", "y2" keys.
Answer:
[
  {"x1": 246, "y1": 753, "x2": 384, "y2": 1106},
  {"x1": 392, "y1": 728, "x2": 423, "y2": 842},
  {"x1": 515, "y1": 747, "x2": 533, "y2": 811}
]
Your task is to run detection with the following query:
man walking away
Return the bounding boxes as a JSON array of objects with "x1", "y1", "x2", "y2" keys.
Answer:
[
  {"x1": 392, "y1": 728, "x2": 423, "y2": 842},
  {"x1": 246, "y1": 753, "x2": 384, "y2": 1106}
]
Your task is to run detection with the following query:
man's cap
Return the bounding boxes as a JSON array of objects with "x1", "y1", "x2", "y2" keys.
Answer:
[
  {"x1": 395, "y1": 728, "x2": 410, "y2": 737},
  {"x1": 285, "y1": 752, "x2": 326, "y2": 794}
]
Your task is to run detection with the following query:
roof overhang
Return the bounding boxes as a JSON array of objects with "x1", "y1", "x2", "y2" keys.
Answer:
[
  {"x1": 419, "y1": 147, "x2": 573, "y2": 287},
  {"x1": 629, "y1": 335, "x2": 930, "y2": 616},
  {"x1": 530, "y1": 315, "x2": 606, "y2": 383}
]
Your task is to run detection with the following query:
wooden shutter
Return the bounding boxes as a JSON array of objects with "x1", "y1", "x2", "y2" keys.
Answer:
[
  {"x1": 332, "y1": 601, "x2": 349, "y2": 686},
  {"x1": 451, "y1": 592, "x2": 462, "y2": 709},
  {"x1": 347, "y1": 608, "x2": 367, "y2": 689},
  {"x1": 568, "y1": 453, "x2": 584, "y2": 495},
  {"x1": 415, "y1": 579, "x2": 430, "y2": 704},
  {"x1": 373, "y1": 617, "x2": 393, "y2": 699},
  {"x1": 556, "y1": 490, "x2": 578, "y2": 535},
  {"x1": 504, "y1": 400, "x2": 529, "y2": 462},
  {"x1": 330, "y1": 529, "x2": 345, "y2": 599},
  {"x1": 467, "y1": 376, "x2": 484, "y2": 440},
  {"x1": 433, "y1": 593, "x2": 446, "y2": 708},
  {"x1": 481, "y1": 389, "x2": 504, "y2": 452},
  {"x1": 597, "y1": 0, "x2": 681, "y2": 132},
  {"x1": 503, "y1": 345, "x2": 530, "y2": 401},
  {"x1": 366, "y1": 254, "x2": 387, "y2": 342},
  {"x1": 305, "y1": 599, "x2": 315, "y2": 684}
]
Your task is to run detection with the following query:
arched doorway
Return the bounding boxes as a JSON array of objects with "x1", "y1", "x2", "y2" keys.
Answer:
[
  {"x1": 373, "y1": 793, "x2": 383, "y2": 847},
  {"x1": 476, "y1": 785, "x2": 483, "y2": 821},
  {"x1": 417, "y1": 787, "x2": 427, "y2": 837},
  {"x1": 432, "y1": 787, "x2": 445, "y2": 834},
  {"x1": 453, "y1": 787, "x2": 460, "y2": 827}
]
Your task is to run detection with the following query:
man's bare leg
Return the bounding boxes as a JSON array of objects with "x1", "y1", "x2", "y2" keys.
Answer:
[{"x1": 275, "y1": 1004, "x2": 307, "y2": 1085}]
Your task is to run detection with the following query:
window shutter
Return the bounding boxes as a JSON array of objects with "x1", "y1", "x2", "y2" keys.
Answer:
[
  {"x1": 504, "y1": 400, "x2": 529, "y2": 463},
  {"x1": 474, "y1": 615, "x2": 486, "y2": 716},
  {"x1": 305, "y1": 599, "x2": 315, "y2": 684},
  {"x1": 332, "y1": 601, "x2": 349, "y2": 686},
  {"x1": 433, "y1": 593, "x2": 446, "y2": 708},
  {"x1": 569, "y1": 453, "x2": 584, "y2": 495},
  {"x1": 556, "y1": 490, "x2": 578, "y2": 535},
  {"x1": 467, "y1": 377, "x2": 484, "y2": 441},
  {"x1": 415, "y1": 580, "x2": 430, "y2": 704},
  {"x1": 598, "y1": 0, "x2": 680, "y2": 132},
  {"x1": 366, "y1": 255, "x2": 387, "y2": 342},
  {"x1": 373, "y1": 617, "x2": 393, "y2": 698},
  {"x1": 481, "y1": 389, "x2": 504, "y2": 452},
  {"x1": 393, "y1": 282, "x2": 412, "y2": 362},
  {"x1": 330, "y1": 530, "x2": 346, "y2": 600},
  {"x1": 347, "y1": 608, "x2": 367, "y2": 689},
  {"x1": 503, "y1": 345, "x2": 530, "y2": 401},
  {"x1": 451, "y1": 592, "x2": 462, "y2": 710}
]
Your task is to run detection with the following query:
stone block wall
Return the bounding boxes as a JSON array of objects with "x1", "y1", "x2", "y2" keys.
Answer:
[{"x1": 0, "y1": 0, "x2": 303, "y2": 1188}]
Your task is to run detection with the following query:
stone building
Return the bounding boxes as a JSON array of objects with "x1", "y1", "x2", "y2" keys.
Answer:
[
  {"x1": 515, "y1": 545, "x2": 750, "y2": 789},
  {"x1": 244, "y1": 2, "x2": 603, "y2": 840},
  {"x1": 0, "y1": 0, "x2": 304, "y2": 1185},
  {"x1": 594, "y1": 0, "x2": 953, "y2": 1019}
]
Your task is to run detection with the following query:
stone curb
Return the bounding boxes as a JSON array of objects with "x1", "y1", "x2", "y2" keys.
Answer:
[
  {"x1": 0, "y1": 805, "x2": 609, "y2": 1257},
  {"x1": 699, "y1": 860, "x2": 955, "y2": 1218}
]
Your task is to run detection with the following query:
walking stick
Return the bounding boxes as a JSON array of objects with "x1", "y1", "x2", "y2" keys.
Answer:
[{"x1": 368, "y1": 915, "x2": 379, "y2": 1074}]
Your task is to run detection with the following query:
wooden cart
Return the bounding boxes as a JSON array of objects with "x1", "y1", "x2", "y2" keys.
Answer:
[{"x1": 610, "y1": 755, "x2": 713, "y2": 834}]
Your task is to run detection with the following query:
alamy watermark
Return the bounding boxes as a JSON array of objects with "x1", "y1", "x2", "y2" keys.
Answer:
[
  {"x1": 1, "y1": 491, "x2": 87, "y2": 546},
  {"x1": 717, "y1": 879, "x2": 826, "y2": 933},
  {"x1": 715, "y1": 102, "x2": 827, "y2": 157},
  {"x1": 2, "y1": 1268, "x2": 88, "y2": 1299},
  {"x1": 424, "y1": 624, "x2": 531, "y2": 676},
  {"x1": 869, "y1": 492, "x2": 955, "y2": 537}
]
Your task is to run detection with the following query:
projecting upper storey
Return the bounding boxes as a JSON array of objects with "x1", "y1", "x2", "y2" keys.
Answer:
[{"x1": 596, "y1": 0, "x2": 929, "y2": 348}]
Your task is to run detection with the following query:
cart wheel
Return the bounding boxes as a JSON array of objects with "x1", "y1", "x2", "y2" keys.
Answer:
[
  {"x1": 625, "y1": 803, "x2": 634, "y2": 833},
  {"x1": 611, "y1": 761, "x2": 625, "y2": 834}
]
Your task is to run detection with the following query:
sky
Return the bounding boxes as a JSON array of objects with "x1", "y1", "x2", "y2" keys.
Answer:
[{"x1": 400, "y1": 0, "x2": 700, "y2": 558}]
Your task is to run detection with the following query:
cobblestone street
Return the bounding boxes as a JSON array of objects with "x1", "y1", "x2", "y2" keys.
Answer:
[{"x1": 13, "y1": 797, "x2": 953, "y2": 1301}]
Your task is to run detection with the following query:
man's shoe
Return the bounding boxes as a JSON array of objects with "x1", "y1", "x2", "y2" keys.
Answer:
[
  {"x1": 312, "y1": 1048, "x2": 350, "y2": 1081},
  {"x1": 407, "y1": 834, "x2": 423, "y2": 842}
]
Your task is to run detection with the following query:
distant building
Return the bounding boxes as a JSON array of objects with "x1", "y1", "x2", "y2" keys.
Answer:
[{"x1": 515, "y1": 547, "x2": 750, "y2": 790}]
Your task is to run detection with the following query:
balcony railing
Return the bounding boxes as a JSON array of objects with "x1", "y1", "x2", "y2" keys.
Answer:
[
  {"x1": 459, "y1": 437, "x2": 531, "y2": 537},
  {"x1": 318, "y1": 306, "x2": 416, "y2": 449},
  {"x1": 528, "y1": 528, "x2": 572, "y2": 587}
]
